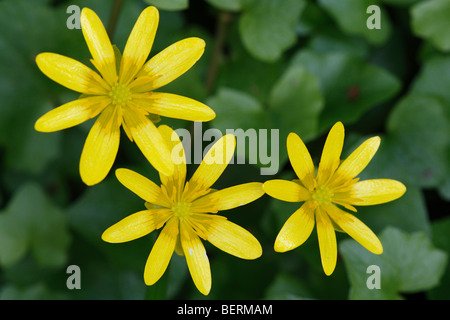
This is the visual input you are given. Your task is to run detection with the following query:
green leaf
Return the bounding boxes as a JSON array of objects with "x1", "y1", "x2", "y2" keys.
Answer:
[
  {"x1": 206, "y1": 88, "x2": 283, "y2": 176},
  {"x1": 264, "y1": 273, "x2": 313, "y2": 299},
  {"x1": 431, "y1": 218, "x2": 450, "y2": 256},
  {"x1": 68, "y1": 177, "x2": 145, "y2": 245},
  {"x1": 382, "y1": 228, "x2": 447, "y2": 293},
  {"x1": 340, "y1": 227, "x2": 448, "y2": 299},
  {"x1": 144, "y1": 0, "x2": 188, "y2": 11},
  {"x1": 356, "y1": 186, "x2": 431, "y2": 237},
  {"x1": 428, "y1": 218, "x2": 450, "y2": 299},
  {"x1": 67, "y1": 176, "x2": 154, "y2": 271},
  {"x1": 308, "y1": 30, "x2": 370, "y2": 59},
  {"x1": 380, "y1": 0, "x2": 422, "y2": 6},
  {"x1": 0, "y1": 183, "x2": 70, "y2": 268},
  {"x1": 438, "y1": 176, "x2": 450, "y2": 201},
  {"x1": 202, "y1": 88, "x2": 269, "y2": 172},
  {"x1": 411, "y1": 55, "x2": 450, "y2": 105},
  {"x1": 205, "y1": 0, "x2": 243, "y2": 11},
  {"x1": 0, "y1": 0, "x2": 75, "y2": 175},
  {"x1": 0, "y1": 283, "x2": 69, "y2": 300},
  {"x1": 209, "y1": 64, "x2": 324, "y2": 171},
  {"x1": 5, "y1": 109, "x2": 62, "y2": 175},
  {"x1": 268, "y1": 64, "x2": 324, "y2": 144},
  {"x1": 217, "y1": 37, "x2": 283, "y2": 102},
  {"x1": 268, "y1": 64, "x2": 324, "y2": 167},
  {"x1": 208, "y1": 87, "x2": 268, "y2": 133},
  {"x1": 411, "y1": 0, "x2": 450, "y2": 52},
  {"x1": 319, "y1": 0, "x2": 392, "y2": 45},
  {"x1": 291, "y1": 50, "x2": 401, "y2": 131},
  {"x1": 383, "y1": 94, "x2": 449, "y2": 187},
  {"x1": 361, "y1": 58, "x2": 450, "y2": 190},
  {"x1": 0, "y1": 207, "x2": 29, "y2": 267},
  {"x1": 239, "y1": 0, "x2": 306, "y2": 61}
]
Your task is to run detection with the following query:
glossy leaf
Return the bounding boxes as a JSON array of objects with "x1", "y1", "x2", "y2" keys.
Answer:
[{"x1": 340, "y1": 227, "x2": 448, "y2": 299}]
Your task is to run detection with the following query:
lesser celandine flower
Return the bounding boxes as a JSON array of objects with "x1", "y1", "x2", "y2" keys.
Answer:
[
  {"x1": 34, "y1": 6, "x2": 215, "y2": 185},
  {"x1": 102, "y1": 125, "x2": 263, "y2": 295},
  {"x1": 264, "y1": 121, "x2": 406, "y2": 275}
]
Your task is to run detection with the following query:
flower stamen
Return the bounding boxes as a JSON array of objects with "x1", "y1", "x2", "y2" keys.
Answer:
[
  {"x1": 311, "y1": 185, "x2": 333, "y2": 206},
  {"x1": 172, "y1": 201, "x2": 192, "y2": 219},
  {"x1": 109, "y1": 82, "x2": 131, "y2": 106}
]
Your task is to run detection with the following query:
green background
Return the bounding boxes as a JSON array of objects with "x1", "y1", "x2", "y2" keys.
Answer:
[{"x1": 0, "y1": 0, "x2": 449, "y2": 299}]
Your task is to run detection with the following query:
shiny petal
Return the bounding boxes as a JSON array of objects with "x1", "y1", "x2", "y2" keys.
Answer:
[
  {"x1": 135, "y1": 37, "x2": 205, "y2": 91},
  {"x1": 80, "y1": 8, "x2": 117, "y2": 84},
  {"x1": 317, "y1": 122, "x2": 345, "y2": 185},
  {"x1": 122, "y1": 106, "x2": 174, "y2": 176},
  {"x1": 120, "y1": 6, "x2": 159, "y2": 85},
  {"x1": 79, "y1": 105, "x2": 120, "y2": 186},
  {"x1": 180, "y1": 220, "x2": 211, "y2": 295},
  {"x1": 102, "y1": 210, "x2": 158, "y2": 243},
  {"x1": 263, "y1": 179, "x2": 310, "y2": 203},
  {"x1": 349, "y1": 179, "x2": 406, "y2": 206},
  {"x1": 326, "y1": 204, "x2": 383, "y2": 254},
  {"x1": 115, "y1": 168, "x2": 168, "y2": 207},
  {"x1": 132, "y1": 92, "x2": 215, "y2": 121},
  {"x1": 35, "y1": 96, "x2": 109, "y2": 132},
  {"x1": 274, "y1": 202, "x2": 315, "y2": 252},
  {"x1": 35, "y1": 53, "x2": 108, "y2": 95},
  {"x1": 157, "y1": 125, "x2": 187, "y2": 187},
  {"x1": 336, "y1": 136, "x2": 380, "y2": 180},
  {"x1": 316, "y1": 207, "x2": 337, "y2": 276},
  {"x1": 190, "y1": 134, "x2": 236, "y2": 190},
  {"x1": 287, "y1": 132, "x2": 315, "y2": 190},
  {"x1": 193, "y1": 182, "x2": 264, "y2": 212},
  {"x1": 206, "y1": 218, "x2": 262, "y2": 259},
  {"x1": 144, "y1": 217, "x2": 178, "y2": 285}
]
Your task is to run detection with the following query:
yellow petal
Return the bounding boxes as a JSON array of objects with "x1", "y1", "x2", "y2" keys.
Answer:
[
  {"x1": 336, "y1": 136, "x2": 380, "y2": 180},
  {"x1": 115, "y1": 168, "x2": 169, "y2": 207},
  {"x1": 174, "y1": 234, "x2": 184, "y2": 256},
  {"x1": 287, "y1": 132, "x2": 315, "y2": 190},
  {"x1": 35, "y1": 96, "x2": 109, "y2": 132},
  {"x1": 157, "y1": 125, "x2": 187, "y2": 187},
  {"x1": 274, "y1": 202, "x2": 315, "y2": 252},
  {"x1": 180, "y1": 220, "x2": 211, "y2": 295},
  {"x1": 263, "y1": 179, "x2": 310, "y2": 203},
  {"x1": 190, "y1": 134, "x2": 236, "y2": 190},
  {"x1": 317, "y1": 122, "x2": 345, "y2": 185},
  {"x1": 131, "y1": 92, "x2": 215, "y2": 122},
  {"x1": 206, "y1": 218, "x2": 262, "y2": 259},
  {"x1": 102, "y1": 210, "x2": 158, "y2": 243},
  {"x1": 79, "y1": 105, "x2": 120, "y2": 186},
  {"x1": 316, "y1": 207, "x2": 337, "y2": 276},
  {"x1": 144, "y1": 217, "x2": 178, "y2": 285},
  {"x1": 326, "y1": 204, "x2": 383, "y2": 254},
  {"x1": 120, "y1": 6, "x2": 158, "y2": 85},
  {"x1": 80, "y1": 8, "x2": 117, "y2": 84},
  {"x1": 122, "y1": 106, "x2": 174, "y2": 176},
  {"x1": 35, "y1": 53, "x2": 108, "y2": 95},
  {"x1": 192, "y1": 182, "x2": 264, "y2": 212},
  {"x1": 349, "y1": 179, "x2": 406, "y2": 206},
  {"x1": 135, "y1": 37, "x2": 205, "y2": 91}
]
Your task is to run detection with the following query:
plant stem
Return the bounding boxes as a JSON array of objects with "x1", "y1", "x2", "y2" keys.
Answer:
[
  {"x1": 204, "y1": 11, "x2": 232, "y2": 94},
  {"x1": 187, "y1": 11, "x2": 233, "y2": 175}
]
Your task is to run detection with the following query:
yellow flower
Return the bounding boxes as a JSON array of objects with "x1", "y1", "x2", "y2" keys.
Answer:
[
  {"x1": 264, "y1": 122, "x2": 406, "y2": 275},
  {"x1": 102, "y1": 125, "x2": 263, "y2": 295},
  {"x1": 34, "y1": 6, "x2": 215, "y2": 186}
]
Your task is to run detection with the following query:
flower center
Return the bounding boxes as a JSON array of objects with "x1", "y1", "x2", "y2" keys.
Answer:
[
  {"x1": 311, "y1": 185, "x2": 332, "y2": 205},
  {"x1": 172, "y1": 202, "x2": 192, "y2": 219},
  {"x1": 109, "y1": 82, "x2": 131, "y2": 106}
]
